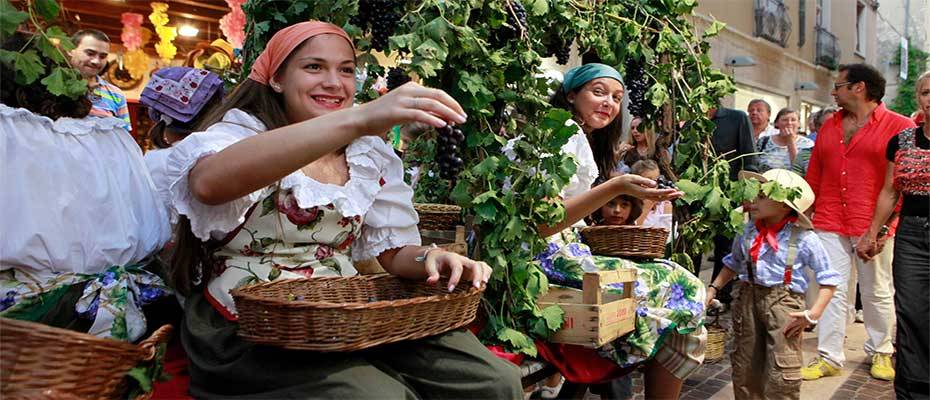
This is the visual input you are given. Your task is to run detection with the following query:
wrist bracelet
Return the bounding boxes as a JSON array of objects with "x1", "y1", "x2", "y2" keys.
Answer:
[
  {"x1": 415, "y1": 243, "x2": 440, "y2": 263},
  {"x1": 803, "y1": 310, "x2": 818, "y2": 324},
  {"x1": 708, "y1": 283, "x2": 720, "y2": 292}
]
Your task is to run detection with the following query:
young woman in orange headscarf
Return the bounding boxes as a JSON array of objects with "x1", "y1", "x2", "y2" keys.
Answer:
[{"x1": 160, "y1": 21, "x2": 522, "y2": 398}]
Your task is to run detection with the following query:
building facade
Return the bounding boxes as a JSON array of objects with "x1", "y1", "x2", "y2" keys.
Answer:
[
  {"x1": 692, "y1": 0, "x2": 882, "y2": 131},
  {"x1": 875, "y1": 0, "x2": 930, "y2": 109}
]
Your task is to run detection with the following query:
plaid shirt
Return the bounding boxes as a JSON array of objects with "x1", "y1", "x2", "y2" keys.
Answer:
[{"x1": 88, "y1": 76, "x2": 131, "y2": 132}]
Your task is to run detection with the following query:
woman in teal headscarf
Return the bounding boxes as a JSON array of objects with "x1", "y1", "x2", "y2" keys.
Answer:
[{"x1": 535, "y1": 63, "x2": 707, "y2": 398}]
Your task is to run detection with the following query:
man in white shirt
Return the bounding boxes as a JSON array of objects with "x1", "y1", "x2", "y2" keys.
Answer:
[{"x1": 748, "y1": 99, "x2": 779, "y2": 141}]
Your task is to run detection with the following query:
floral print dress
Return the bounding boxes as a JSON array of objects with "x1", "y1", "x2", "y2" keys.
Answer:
[
  {"x1": 205, "y1": 189, "x2": 366, "y2": 316},
  {"x1": 539, "y1": 124, "x2": 706, "y2": 372}
]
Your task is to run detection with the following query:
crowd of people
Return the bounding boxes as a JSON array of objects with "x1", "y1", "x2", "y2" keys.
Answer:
[
  {"x1": 704, "y1": 64, "x2": 929, "y2": 399},
  {"x1": 1, "y1": 16, "x2": 928, "y2": 400}
]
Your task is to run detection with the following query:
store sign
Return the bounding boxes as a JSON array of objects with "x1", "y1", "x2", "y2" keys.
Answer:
[{"x1": 900, "y1": 37, "x2": 908, "y2": 81}]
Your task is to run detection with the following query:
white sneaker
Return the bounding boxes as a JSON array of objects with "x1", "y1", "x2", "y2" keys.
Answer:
[
  {"x1": 855, "y1": 309, "x2": 864, "y2": 323},
  {"x1": 540, "y1": 376, "x2": 565, "y2": 399}
]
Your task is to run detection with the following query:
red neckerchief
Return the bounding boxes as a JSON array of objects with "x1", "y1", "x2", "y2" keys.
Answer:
[{"x1": 750, "y1": 216, "x2": 797, "y2": 264}]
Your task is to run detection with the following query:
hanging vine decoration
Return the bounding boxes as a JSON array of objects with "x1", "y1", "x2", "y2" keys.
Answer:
[{"x1": 149, "y1": 2, "x2": 177, "y2": 63}]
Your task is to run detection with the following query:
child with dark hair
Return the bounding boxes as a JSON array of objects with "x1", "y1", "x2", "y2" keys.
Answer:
[{"x1": 594, "y1": 194, "x2": 642, "y2": 225}]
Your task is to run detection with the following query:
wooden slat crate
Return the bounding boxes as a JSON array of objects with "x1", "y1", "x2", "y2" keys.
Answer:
[{"x1": 537, "y1": 269, "x2": 637, "y2": 348}]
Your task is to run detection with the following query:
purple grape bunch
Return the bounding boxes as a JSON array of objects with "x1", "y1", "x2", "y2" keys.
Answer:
[
  {"x1": 435, "y1": 125, "x2": 466, "y2": 180},
  {"x1": 350, "y1": 0, "x2": 403, "y2": 52}
]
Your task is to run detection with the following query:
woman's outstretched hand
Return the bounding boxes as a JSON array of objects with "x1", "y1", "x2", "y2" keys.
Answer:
[
  {"x1": 354, "y1": 82, "x2": 467, "y2": 137},
  {"x1": 424, "y1": 250, "x2": 492, "y2": 292},
  {"x1": 610, "y1": 174, "x2": 684, "y2": 202}
]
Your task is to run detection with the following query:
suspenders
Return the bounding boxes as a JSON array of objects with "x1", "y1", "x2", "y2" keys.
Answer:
[{"x1": 744, "y1": 224, "x2": 801, "y2": 288}]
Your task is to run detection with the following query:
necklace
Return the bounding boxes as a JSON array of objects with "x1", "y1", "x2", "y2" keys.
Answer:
[{"x1": 850, "y1": 109, "x2": 875, "y2": 129}]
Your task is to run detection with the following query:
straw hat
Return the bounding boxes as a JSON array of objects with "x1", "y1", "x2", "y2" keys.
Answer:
[{"x1": 738, "y1": 168, "x2": 815, "y2": 229}]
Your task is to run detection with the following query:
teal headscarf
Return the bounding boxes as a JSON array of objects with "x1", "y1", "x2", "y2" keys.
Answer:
[{"x1": 561, "y1": 63, "x2": 624, "y2": 94}]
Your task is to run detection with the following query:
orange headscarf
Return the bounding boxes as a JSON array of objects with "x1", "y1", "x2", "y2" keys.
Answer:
[{"x1": 247, "y1": 21, "x2": 356, "y2": 86}]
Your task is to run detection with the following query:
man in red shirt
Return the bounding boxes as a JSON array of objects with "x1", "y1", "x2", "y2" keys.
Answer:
[{"x1": 802, "y1": 64, "x2": 916, "y2": 381}]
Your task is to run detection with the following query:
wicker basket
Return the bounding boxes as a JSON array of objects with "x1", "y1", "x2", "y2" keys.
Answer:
[
  {"x1": 579, "y1": 225, "x2": 669, "y2": 259},
  {"x1": 414, "y1": 203, "x2": 463, "y2": 231},
  {"x1": 704, "y1": 314, "x2": 727, "y2": 362},
  {"x1": 0, "y1": 318, "x2": 173, "y2": 400},
  {"x1": 232, "y1": 274, "x2": 485, "y2": 352}
]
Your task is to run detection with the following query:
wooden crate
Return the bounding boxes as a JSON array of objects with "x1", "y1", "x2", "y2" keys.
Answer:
[{"x1": 537, "y1": 269, "x2": 637, "y2": 348}]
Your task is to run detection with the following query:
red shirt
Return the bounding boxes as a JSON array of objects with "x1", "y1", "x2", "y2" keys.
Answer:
[{"x1": 806, "y1": 103, "x2": 916, "y2": 236}]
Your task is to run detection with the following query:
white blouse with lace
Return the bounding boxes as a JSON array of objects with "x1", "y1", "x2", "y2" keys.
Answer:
[
  {"x1": 560, "y1": 121, "x2": 601, "y2": 227},
  {"x1": 0, "y1": 104, "x2": 171, "y2": 275},
  {"x1": 162, "y1": 108, "x2": 421, "y2": 317}
]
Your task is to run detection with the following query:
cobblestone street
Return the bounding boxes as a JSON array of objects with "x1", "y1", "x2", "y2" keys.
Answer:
[{"x1": 581, "y1": 266, "x2": 898, "y2": 400}]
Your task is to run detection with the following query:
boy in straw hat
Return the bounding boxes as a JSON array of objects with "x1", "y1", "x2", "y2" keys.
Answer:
[{"x1": 705, "y1": 168, "x2": 840, "y2": 399}]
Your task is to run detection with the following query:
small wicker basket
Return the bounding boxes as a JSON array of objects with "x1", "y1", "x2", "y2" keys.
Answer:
[
  {"x1": 232, "y1": 275, "x2": 485, "y2": 352},
  {"x1": 579, "y1": 225, "x2": 669, "y2": 259},
  {"x1": 705, "y1": 323, "x2": 727, "y2": 362},
  {"x1": 414, "y1": 203, "x2": 463, "y2": 231},
  {"x1": 0, "y1": 318, "x2": 173, "y2": 400}
]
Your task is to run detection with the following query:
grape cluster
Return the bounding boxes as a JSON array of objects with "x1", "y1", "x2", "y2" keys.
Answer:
[
  {"x1": 624, "y1": 59, "x2": 649, "y2": 118},
  {"x1": 350, "y1": 0, "x2": 403, "y2": 52},
  {"x1": 386, "y1": 67, "x2": 411, "y2": 91},
  {"x1": 493, "y1": 1, "x2": 527, "y2": 45},
  {"x1": 554, "y1": 43, "x2": 571, "y2": 65},
  {"x1": 656, "y1": 176, "x2": 678, "y2": 190},
  {"x1": 436, "y1": 125, "x2": 465, "y2": 180}
]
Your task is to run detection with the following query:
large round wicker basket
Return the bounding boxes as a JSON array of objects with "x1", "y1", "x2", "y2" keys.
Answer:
[
  {"x1": 414, "y1": 203, "x2": 463, "y2": 231},
  {"x1": 231, "y1": 274, "x2": 485, "y2": 352},
  {"x1": 0, "y1": 318, "x2": 173, "y2": 400},
  {"x1": 579, "y1": 225, "x2": 669, "y2": 259}
]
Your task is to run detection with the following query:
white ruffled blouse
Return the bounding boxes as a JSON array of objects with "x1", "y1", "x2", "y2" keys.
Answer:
[
  {"x1": 0, "y1": 104, "x2": 171, "y2": 275},
  {"x1": 163, "y1": 109, "x2": 421, "y2": 316},
  {"x1": 560, "y1": 121, "x2": 600, "y2": 200}
]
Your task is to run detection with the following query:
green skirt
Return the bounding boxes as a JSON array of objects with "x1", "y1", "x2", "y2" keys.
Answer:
[{"x1": 181, "y1": 290, "x2": 523, "y2": 399}]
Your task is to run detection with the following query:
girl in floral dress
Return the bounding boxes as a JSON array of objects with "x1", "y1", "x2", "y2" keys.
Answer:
[
  {"x1": 535, "y1": 63, "x2": 707, "y2": 398},
  {"x1": 161, "y1": 21, "x2": 522, "y2": 398}
]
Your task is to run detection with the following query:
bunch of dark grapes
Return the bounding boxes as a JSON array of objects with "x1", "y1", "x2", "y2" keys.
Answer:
[
  {"x1": 624, "y1": 59, "x2": 649, "y2": 118},
  {"x1": 544, "y1": 37, "x2": 572, "y2": 65},
  {"x1": 435, "y1": 125, "x2": 465, "y2": 180},
  {"x1": 656, "y1": 176, "x2": 678, "y2": 190},
  {"x1": 386, "y1": 67, "x2": 410, "y2": 91},
  {"x1": 492, "y1": 1, "x2": 527, "y2": 46},
  {"x1": 554, "y1": 43, "x2": 571, "y2": 65},
  {"x1": 351, "y1": 0, "x2": 403, "y2": 52}
]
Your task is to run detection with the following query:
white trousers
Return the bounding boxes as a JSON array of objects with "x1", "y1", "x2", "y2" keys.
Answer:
[{"x1": 814, "y1": 231, "x2": 896, "y2": 367}]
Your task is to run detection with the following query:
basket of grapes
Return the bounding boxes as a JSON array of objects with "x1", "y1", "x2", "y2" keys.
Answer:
[{"x1": 231, "y1": 275, "x2": 485, "y2": 351}]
